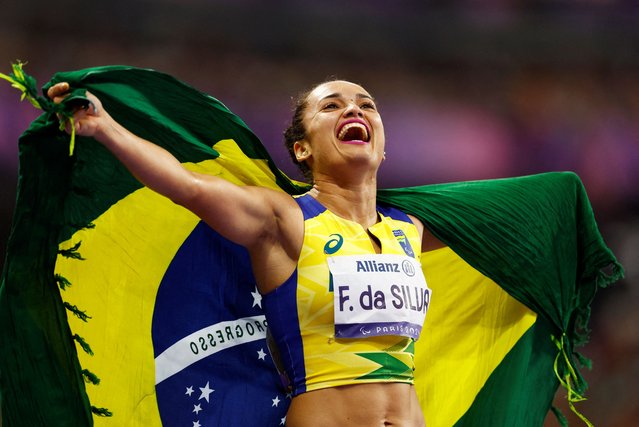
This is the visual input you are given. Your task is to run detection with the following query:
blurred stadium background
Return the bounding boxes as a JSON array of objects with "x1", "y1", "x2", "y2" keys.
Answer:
[{"x1": 1, "y1": 1, "x2": 637, "y2": 425}]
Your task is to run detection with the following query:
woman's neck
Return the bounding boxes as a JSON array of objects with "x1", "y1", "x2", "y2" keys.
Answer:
[{"x1": 311, "y1": 177, "x2": 379, "y2": 229}]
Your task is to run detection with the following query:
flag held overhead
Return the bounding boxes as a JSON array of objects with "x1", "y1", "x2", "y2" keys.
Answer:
[{"x1": 0, "y1": 64, "x2": 623, "y2": 426}]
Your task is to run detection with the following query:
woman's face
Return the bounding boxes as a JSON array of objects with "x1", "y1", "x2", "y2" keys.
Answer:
[{"x1": 296, "y1": 80, "x2": 385, "y2": 178}]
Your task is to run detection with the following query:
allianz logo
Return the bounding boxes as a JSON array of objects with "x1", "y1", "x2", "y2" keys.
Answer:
[
  {"x1": 355, "y1": 259, "x2": 416, "y2": 277},
  {"x1": 355, "y1": 260, "x2": 400, "y2": 273}
]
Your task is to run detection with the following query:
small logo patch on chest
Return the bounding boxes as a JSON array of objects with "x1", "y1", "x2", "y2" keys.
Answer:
[
  {"x1": 393, "y1": 229, "x2": 415, "y2": 258},
  {"x1": 324, "y1": 233, "x2": 344, "y2": 254}
]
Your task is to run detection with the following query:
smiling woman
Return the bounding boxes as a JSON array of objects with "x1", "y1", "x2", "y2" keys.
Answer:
[
  {"x1": 284, "y1": 81, "x2": 379, "y2": 181},
  {"x1": 46, "y1": 78, "x2": 433, "y2": 426}
]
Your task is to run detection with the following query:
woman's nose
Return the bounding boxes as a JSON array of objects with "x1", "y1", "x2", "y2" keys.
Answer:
[{"x1": 343, "y1": 102, "x2": 364, "y2": 117}]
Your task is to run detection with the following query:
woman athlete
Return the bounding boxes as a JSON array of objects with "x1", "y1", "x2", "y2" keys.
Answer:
[{"x1": 48, "y1": 79, "x2": 445, "y2": 426}]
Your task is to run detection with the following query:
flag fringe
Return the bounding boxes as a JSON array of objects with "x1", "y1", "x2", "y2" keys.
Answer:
[
  {"x1": 58, "y1": 116, "x2": 77, "y2": 156},
  {"x1": 551, "y1": 406, "x2": 569, "y2": 427},
  {"x1": 2, "y1": 61, "x2": 81, "y2": 155},
  {"x1": 72, "y1": 333, "x2": 94, "y2": 356},
  {"x1": 574, "y1": 351, "x2": 592, "y2": 371},
  {"x1": 91, "y1": 406, "x2": 113, "y2": 417},
  {"x1": 55, "y1": 274, "x2": 73, "y2": 290},
  {"x1": 63, "y1": 302, "x2": 91, "y2": 322},
  {"x1": 59, "y1": 241, "x2": 85, "y2": 260},
  {"x1": 0, "y1": 61, "x2": 45, "y2": 109},
  {"x1": 552, "y1": 333, "x2": 594, "y2": 427},
  {"x1": 82, "y1": 369, "x2": 101, "y2": 385}
]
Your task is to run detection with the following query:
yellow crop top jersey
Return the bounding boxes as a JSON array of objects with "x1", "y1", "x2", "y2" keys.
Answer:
[{"x1": 262, "y1": 193, "x2": 423, "y2": 396}]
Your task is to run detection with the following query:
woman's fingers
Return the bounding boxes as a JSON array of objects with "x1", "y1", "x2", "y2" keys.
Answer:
[
  {"x1": 47, "y1": 83, "x2": 101, "y2": 115},
  {"x1": 45, "y1": 83, "x2": 106, "y2": 137},
  {"x1": 47, "y1": 83, "x2": 99, "y2": 117},
  {"x1": 47, "y1": 82, "x2": 70, "y2": 103},
  {"x1": 87, "y1": 100, "x2": 99, "y2": 115}
]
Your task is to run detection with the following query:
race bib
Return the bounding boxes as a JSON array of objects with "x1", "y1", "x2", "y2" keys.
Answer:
[{"x1": 328, "y1": 254, "x2": 431, "y2": 339}]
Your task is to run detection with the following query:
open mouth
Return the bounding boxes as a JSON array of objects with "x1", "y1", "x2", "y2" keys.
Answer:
[{"x1": 336, "y1": 119, "x2": 370, "y2": 144}]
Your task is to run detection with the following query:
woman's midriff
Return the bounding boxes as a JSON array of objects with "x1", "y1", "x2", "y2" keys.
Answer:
[{"x1": 285, "y1": 383, "x2": 425, "y2": 427}]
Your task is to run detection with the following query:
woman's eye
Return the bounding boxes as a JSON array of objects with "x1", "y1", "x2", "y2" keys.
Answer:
[
  {"x1": 361, "y1": 102, "x2": 376, "y2": 110},
  {"x1": 323, "y1": 103, "x2": 338, "y2": 110}
]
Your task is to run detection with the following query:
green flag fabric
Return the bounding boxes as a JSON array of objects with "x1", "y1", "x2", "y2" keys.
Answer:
[
  {"x1": 0, "y1": 65, "x2": 623, "y2": 426},
  {"x1": 378, "y1": 173, "x2": 622, "y2": 426}
]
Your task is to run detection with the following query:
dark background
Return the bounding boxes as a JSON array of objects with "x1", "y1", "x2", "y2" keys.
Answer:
[{"x1": 1, "y1": 1, "x2": 637, "y2": 425}]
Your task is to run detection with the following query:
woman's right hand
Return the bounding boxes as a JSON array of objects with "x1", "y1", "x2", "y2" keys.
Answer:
[{"x1": 47, "y1": 82, "x2": 109, "y2": 139}]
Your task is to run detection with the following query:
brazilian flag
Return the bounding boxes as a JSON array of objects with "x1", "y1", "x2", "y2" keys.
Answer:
[{"x1": 0, "y1": 64, "x2": 623, "y2": 426}]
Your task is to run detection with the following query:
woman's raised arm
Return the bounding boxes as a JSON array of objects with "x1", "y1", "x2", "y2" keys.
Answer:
[{"x1": 47, "y1": 83, "x2": 299, "y2": 251}]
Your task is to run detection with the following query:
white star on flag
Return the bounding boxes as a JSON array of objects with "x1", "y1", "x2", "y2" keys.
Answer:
[
  {"x1": 251, "y1": 286, "x2": 262, "y2": 308},
  {"x1": 199, "y1": 381, "x2": 214, "y2": 403},
  {"x1": 193, "y1": 421, "x2": 201, "y2": 427},
  {"x1": 257, "y1": 348, "x2": 267, "y2": 360},
  {"x1": 193, "y1": 403, "x2": 202, "y2": 414},
  {"x1": 185, "y1": 386, "x2": 194, "y2": 396},
  {"x1": 272, "y1": 395, "x2": 281, "y2": 407},
  {"x1": 280, "y1": 416, "x2": 287, "y2": 425}
]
